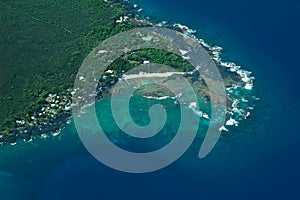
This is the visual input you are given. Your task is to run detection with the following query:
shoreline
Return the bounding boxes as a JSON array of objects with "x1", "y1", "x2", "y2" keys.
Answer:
[{"x1": 0, "y1": 0, "x2": 258, "y2": 146}]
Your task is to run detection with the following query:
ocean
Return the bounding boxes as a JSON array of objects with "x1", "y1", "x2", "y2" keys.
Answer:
[{"x1": 0, "y1": 0, "x2": 299, "y2": 199}]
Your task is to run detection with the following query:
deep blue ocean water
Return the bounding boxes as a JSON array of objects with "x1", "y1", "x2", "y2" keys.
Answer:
[{"x1": 1, "y1": 0, "x2": 299, "y2": 199}]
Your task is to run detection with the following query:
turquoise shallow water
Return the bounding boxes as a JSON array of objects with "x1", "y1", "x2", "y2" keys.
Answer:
[
  {"x1": 1, "y1": 0, "x2": 299, "y2": 199},
  {"x1": 0, "y1": 95, "x2": 265, "y2": 199}
]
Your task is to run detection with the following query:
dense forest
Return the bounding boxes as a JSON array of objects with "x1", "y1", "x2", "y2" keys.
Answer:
[{"x1": 0, "y1": 0, "x2": 196, "y2": 139}]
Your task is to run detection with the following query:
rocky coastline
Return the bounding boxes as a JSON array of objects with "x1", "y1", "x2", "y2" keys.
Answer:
[{"x1": 0, "y1": 0, "x2": 258, "y2": 145}]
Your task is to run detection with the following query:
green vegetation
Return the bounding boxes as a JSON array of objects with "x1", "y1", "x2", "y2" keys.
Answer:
[
  {"x1": 0, "y1": 0, "x2": 133, "y2": 135},
  {"x1": 0, "y1": 0, "x2": 195, "y2": 138},
  {"x1": 126, "y1": 49, "x2": 194, "y2": 72},
  {"x1": 0, "y1": 0, "x2": 250, "y2": 144},
  {"x1": 98, "y1": 49, "x2": 194, "y2": 85}
]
